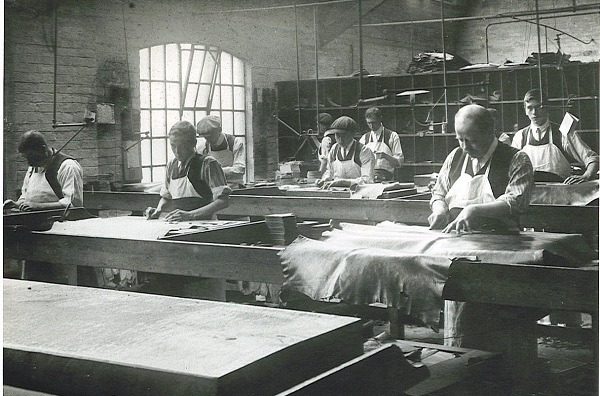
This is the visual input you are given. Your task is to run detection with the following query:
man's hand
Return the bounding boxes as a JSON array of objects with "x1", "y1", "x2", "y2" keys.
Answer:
[
  {"x1": 442, "y1": 205, "x2": 477, "y2": 233},
  {"x1": 18, "y1": 201, "x2": 44, "y2": 211},
  {"x1": 3, "y1": 199, "x2": 16, "y2": 210},
  {"x1": 145, "y1": 206, "x2": 161, "y2": 220},
  {"x1": 428, "y1": 211, "x2": 449, "y2": 230},
  {"x1": 164, "y1": 209, "x2": 193, "y2": 222},
  {"x1": 315, "y1": 178, "x2": 325, "y2": 187},
  {"x1": 374, "y1": 151, "x2": 390, "y2": 161},
  {"x1": 563, "y1": 175, "x2": 587, "y2": 185}
]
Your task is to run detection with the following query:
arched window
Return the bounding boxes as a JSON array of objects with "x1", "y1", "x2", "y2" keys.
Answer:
[{"x1": 139, "y1": 43, "x2": 247, "y2": 182}]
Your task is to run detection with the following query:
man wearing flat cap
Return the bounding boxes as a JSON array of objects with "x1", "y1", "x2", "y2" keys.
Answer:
[
  {"x1": 316, "y1": 115, "x2": 374, "y2": 189},
  {"x1": 196, "y1": 115, "x2": 246, "y2": 189}
]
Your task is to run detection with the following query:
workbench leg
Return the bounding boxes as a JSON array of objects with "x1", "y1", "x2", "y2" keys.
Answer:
[
  {"x1": 388, "y1": 308, "x2": 405, "y2": 339},
  {"x1": 592, "y1": 313, "x2": 598, "y2": 366}
]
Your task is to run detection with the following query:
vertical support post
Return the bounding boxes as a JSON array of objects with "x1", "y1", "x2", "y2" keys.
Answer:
[
  {"x1": 294, "y1": 4, "x2": 302, "y2": 134},
  {"x1": 358, "y1": 0, "x2": 363, "y2": 100},
  {"x1": 535, "y1": 0, "x2": 544, "y2": 97},
  {"x1": 314, "y1": 6, "x2": 320, "y2": 122}
]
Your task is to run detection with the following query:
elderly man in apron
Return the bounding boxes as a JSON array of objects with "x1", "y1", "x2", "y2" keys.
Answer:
[
  {"x1": 4, "y1": 130, "x2": 85, "y2": 284},
  {"x1": 429, "y1": 104, "x2": 537, "y2": 387},
  {"x1": 512, "y1": 89, "x2": 598, "y2": 184},
  {"x1": 145, "y1": 120, "x2": 231, "y2": 300},
  {"x1": 315, "y1": 116, "x2": 375, "y2": 189},
  {"x1": 359, "y1": 107, "x2": 404, "y2": 182},
  {"x1": 196, "y1": 115, "x2": 246, "y2": 189}
]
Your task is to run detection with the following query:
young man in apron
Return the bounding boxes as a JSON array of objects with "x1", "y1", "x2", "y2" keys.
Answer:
[
  {"x1": 359, "y1": 107, "x2": 404, "y2": 182},
  {"x1": 428, "y1": 105, "x2": 538, "y2": 387},
  {"x1": 512, "y1": 89, "x2": 598, "y2": 184},
  {"x1": 4, "y1": 130, "x2": 84, "y2": 284},
  {"x1": 196, "y1": 115, "x2": 246, "y2": 189},
  {"x1": 145, "y1": 121, "x2": 231, "y2": 300},
  {"x1": 315, "y1": 116, "x2": 374, "y2": 189}
]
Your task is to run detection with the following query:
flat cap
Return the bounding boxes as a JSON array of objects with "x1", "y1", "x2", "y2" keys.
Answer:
[
  {"x1": 329, "y1": 116, "x2": 358, "y2": 134},
  {"x1": 197, "y1": 115, "x2": 222, "y2": 135}
]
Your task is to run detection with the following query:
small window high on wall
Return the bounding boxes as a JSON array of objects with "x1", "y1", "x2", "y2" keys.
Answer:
[{"x1": 139, "y1": 43, "x2": 247, "y2": 182}]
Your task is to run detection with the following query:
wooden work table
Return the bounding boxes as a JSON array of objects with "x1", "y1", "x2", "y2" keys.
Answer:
[
  {"x1": 83, "y1": 190, "x2": 599, "y2": 237},
  {"x1": 4, "y1": 279, "x2": 363, "y2": 396}
]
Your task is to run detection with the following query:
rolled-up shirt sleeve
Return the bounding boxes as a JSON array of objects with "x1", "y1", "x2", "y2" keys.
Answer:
[
  {"x1": 160, "y1": 161, "x2": 174, "y2": 200},
  {"x1": 495, "y1": 151, "x2": 534, "y2": 215},
  {"x1": 389, "y1": 132, "x2": 404, "y2": 166},
  {"x1": 57, "y1": 159, "x2": 84, "y2": 207},
  {"x1": 357, "y1": 146, "x2": 375, "y2": 184},
  {"x1": 202, "y1": 157, "x2": 232, "y2": 201},
  {"x1": 563, "y1": 131, "x2": 599, "y2": 169},
  {"x1": 430, "y1": 148, "x2": 457, "y2": 208}
]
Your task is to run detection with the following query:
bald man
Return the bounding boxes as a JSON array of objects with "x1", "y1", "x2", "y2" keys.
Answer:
[{"x1": 429, "y1": 104, "x2": 534, "y2": 233}]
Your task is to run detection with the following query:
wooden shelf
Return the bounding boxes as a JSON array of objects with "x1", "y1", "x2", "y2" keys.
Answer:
[{"x1": 276, "y1": 62, "x2": 599, "y2": 170}]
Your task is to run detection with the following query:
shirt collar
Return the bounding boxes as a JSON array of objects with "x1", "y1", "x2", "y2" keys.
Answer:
[
  {"x1": 371, "y1": 125, "x2": 384, "y2": 137},
  {"x1": 471, "y1": 138, "x2": 498, "y2": 172},
  {"x1": 530, "y1": 119, "x2": 550, "y2": 136}
]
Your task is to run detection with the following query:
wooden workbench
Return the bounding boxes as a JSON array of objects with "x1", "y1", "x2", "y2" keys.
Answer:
[
  {"x1": 4, "y1": 217, "x2": 284, "y2": 285},
  {"x1": 83, "y1": 190, "x2": 599, "y2": 237},
  {"x1": 4, "y1": 279, "x2": 363, "y2": 396}
]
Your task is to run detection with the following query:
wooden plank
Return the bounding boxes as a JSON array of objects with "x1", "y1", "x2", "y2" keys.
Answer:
[
  {"x1": 443, "y1": 259, "x2": 599, "y2": 313},
  {"x1": 163, "y1": 220, "x2": 273, "y2": 245},
  {"x1": 83, "y1": 192, "x2": 599, "y2": 234},
  {"x1": 4, "y1": 230, "x2": 284, "y2": 284},
  {"x1": 4, "y1": 280, "x2": 363, "y2": 396},
  {"x1": 277, "y1": 344, "x2": 427, "y2": 396}
]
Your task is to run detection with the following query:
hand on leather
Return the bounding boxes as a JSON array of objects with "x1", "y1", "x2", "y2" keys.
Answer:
[
  {"x1": 145, "y1": 206, "x2": 161, "y2": 220},
  {"x1": 563, "y1": 175, "x2": 587, "y2": 185},
  {"x1": 428, "y1": 210, "x2": 449, "y2": 230},
  {"x1": 443, "y1": 205, "x2": 477, "y2": 233},
  {"x1": 164, "y1": 209, "x2": 193, "y2": 222}
]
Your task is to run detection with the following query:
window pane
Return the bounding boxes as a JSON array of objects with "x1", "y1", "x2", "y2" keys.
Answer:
[
  {"x1": 184, "y1": 83, "x2": 198, "y2": 107},
  {"x1": 141, "y1": 110, "x2": 151, "y2": 133},
  {"x1": 167, "y1": 110, "x2": 180, "y2": 131},
  {"x1": 234, "y1": 86, "x2": 245, "y2": 110},
  {"x1": 181, "y1": 49, "x2": 191, "y2": 83},
  {"x1": 212, "y1": 88, "x2": 221, "y2": 109},
  {"x1": 140, "y1": 82, "x2": 150, "y2": 108},
  {"x1": 221, "y1": 112, "x2": 233, "y2": 133},
  {"x1": 150, "y1": 45, "x2": 164, "y2": 80},
  {"x1": 151, "y1": 82, "x2": 166, "y2": 108},
  {"x1": 165, "y1": 44, "x2": 179, "y2": 81},
  {"x1": 196, "y1": 84, "x2": 211, "y2": 108},
  {"x1": 183, "y1": 110, "x2": 194, "y2": 123},
  {"x1": 234, "y1": 112, "x2": 246, "y2": 136},
  {"x1": 142, "y1": 167, "x2": 151, "y2": 183},
  {"x1": 151, "y1": 111, "x2": 166, "y2": 137},
  {"x1": 233, "y1": 57, "x2": 244, "y2": 85},
  {"x1": 221, "y1": 86, "x2": 233, "y2": 110},
  {"x1": 190, "y1": 51, "x2": 206, "y2": 84},
  {"x1": 152, "y1": 139, "x2": 167, "y2": 164},
  {"x1": 221, "y1": 53, "x2": 232, "y2": 84},
  {"x1": 141, "y1": 139, "x2": 151, "y2": 166},
  {"x1": 167, "y1": 147, "x2": 175, "y2": 162},
  {"x1": 201, "y1": 53, "x2": 216, "y2": 83},
  {"x1": 140, "y1": 48, "x2": 150, "y2": 80},
  {"x1": 195, "y1": 111, "x2": 208, "y2": 125},
  {"x1": 152, "y1": 166, "x2": 165, "y2": 182},
  {"x1": 166, "y1": 83, "x2": 180, "y2": 108}
]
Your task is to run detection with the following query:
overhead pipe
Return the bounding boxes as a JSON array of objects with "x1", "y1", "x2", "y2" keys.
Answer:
[
  {"x1": 358, "y1": 3, "x2": 600, "y2": 27},
  {"x1": 485, "y1": 11, "x2": 598, "y2": 63}
]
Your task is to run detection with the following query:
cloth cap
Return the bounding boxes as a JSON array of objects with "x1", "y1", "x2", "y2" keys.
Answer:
[
  {"x1": 197, "y1": 115, "x2": 222, "y2": 136},
  {"x1": 329, "y1": 116, "x2": 358, "y2": 134}
]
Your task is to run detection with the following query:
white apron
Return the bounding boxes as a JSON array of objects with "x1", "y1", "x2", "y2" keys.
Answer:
[
  {"x1": 25, "y1": 168, "x2": 60, "y2": 203},
  {"x1": 207, "y1": 138, "x2": 243, "y2": 187},
  {"x1": 365, "y1": 131, "x2": 394, "y2": 173},
  {"x1": 521, "y1": 127, "x2": 571, "y2": 180},
  {"x1": 168, "y1": 166, "x2": 216, "y2": 220},
  {"x1": 332, "y1": 146, "x2": 362, "y2": 180},
  {"x1": 445, "y1": 158, "x2": 495, "y2": 210}
]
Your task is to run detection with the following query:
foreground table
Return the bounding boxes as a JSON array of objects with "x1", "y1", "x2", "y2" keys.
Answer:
[{"x1": 4, "y1": 279, "x2": 363, "y2": 396}]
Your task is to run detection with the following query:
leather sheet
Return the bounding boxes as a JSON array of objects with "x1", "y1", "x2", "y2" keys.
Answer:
[
  {"x1": 530, "y1": 180, "x2": 599, "y2": 206},
  {"x1": 280, "y1": 236, "x2": 450, "y2": 328},
  {"x1": 280, "y1": 223, "x2": 597, "y2": 328}
]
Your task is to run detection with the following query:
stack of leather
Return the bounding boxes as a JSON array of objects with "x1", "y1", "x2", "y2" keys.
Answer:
[{"x1": 265, "y1": 213, "x2": 298, "y2": 245}]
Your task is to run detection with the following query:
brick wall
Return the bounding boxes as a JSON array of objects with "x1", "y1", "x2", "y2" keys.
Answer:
[
  {"x1": 454, "y1": 0, "x2": 600, "y2": 64},
  {"x1": 4, "y1": 0, "x2": 464, "y2": 197}
]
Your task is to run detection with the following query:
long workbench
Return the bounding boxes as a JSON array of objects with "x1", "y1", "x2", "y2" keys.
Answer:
[
  {"x1": 4, "y1": 279, "x2": 363, "y2": 396},
  {"x1": 83, "y1": 190, "x2": 599, "y2": 237}
]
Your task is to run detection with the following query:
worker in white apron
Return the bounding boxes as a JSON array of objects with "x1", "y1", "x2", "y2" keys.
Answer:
[
  {"x1": 196, "y1": 115, "x2": 246, "y2": 189},
  {"x1": 512, "y1": 89, "x2": 599, "y2": 184},
  {"x1": 315, "y1": 116, "x2": 374, "y2": 189},
  {"x1": 144, "y1": 121, "x2": 231, "y2": 300},
  {"x1": 5, "y1": 130, "x2": 85, "y2": 285},
  {"x1": 359, "y1": 107, "x2": 404, "y2": 182}
]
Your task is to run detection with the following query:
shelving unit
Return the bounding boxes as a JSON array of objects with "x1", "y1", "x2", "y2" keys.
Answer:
[{"x1": 276, "y1": 61, "x2": 599, "y2": 181}]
